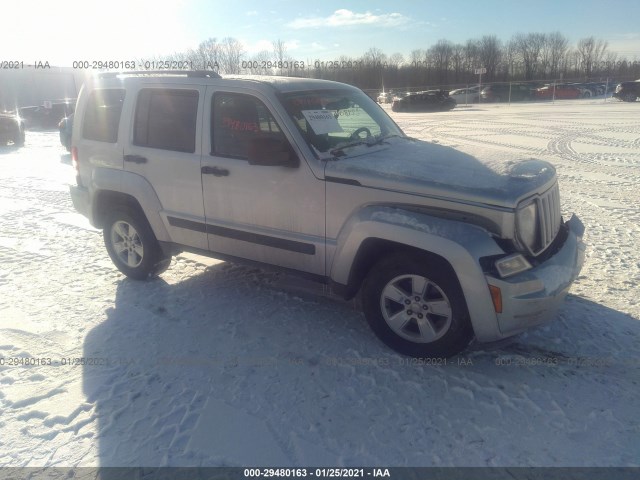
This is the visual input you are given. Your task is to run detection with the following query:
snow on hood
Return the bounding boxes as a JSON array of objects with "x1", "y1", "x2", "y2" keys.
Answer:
[{"x1": 326, "y1": 137, "x2": 556, "y2": 205}]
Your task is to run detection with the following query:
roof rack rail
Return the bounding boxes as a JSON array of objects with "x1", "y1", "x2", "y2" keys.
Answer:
[{"x1": 98, "y1": 70, "x2": 221, "y2": 79}]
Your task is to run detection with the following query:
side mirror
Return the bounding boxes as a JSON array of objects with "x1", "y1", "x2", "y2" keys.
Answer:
[{"x1": 247, "y1": 137, "x2": 299, "y2": 168}]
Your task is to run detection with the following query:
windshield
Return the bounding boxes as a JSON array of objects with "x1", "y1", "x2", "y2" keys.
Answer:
[{"x1": 282, "y1": 89, "x2": 404, "y2": 159}]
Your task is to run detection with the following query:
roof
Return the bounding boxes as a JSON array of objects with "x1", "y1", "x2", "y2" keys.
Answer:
[{"x1": 92, "y1": 71, "x2": 358, "y2": 94}]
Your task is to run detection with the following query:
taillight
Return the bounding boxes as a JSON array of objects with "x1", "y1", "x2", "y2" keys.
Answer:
[{"x1": 71, "y1": 146, "x2": 79, "y2": 173}]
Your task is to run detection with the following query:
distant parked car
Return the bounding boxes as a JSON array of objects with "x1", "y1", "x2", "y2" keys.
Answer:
[
  {"x1": 391, "y1": 90, "x2": 456, "y2": 112},
  {"x1": 573, "y1": 82, "x2": 607, "y2": 98},
  {"x1": 0, "y1": 111, "x2": 25, "y2": 146},
  {"x1": 59, "y1": 114, "x2": 73, "y2": 151},
  {"x1": 449, "y1": 86, "x2": 480, "y2": 104},
  {"x1": 19, "y1": 100, "x2": 76, "y2": 129},
  {"x1": 613, "y1": 80, "x2": 640, "y2": 102},
  {"x1": 480, "y1": 83, "x2": 533, "y2": 102},
  {"x1": 533, "y1": 84, "x2": 582, "y2": 100},
  {"x1": 377, "y1": 92, "x2": 393, "y2": 104}
]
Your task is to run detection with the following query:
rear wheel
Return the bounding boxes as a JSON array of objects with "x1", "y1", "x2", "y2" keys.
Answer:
[
  {"x1": 623, "y1": 92, "x2": 637, "y2": 102},
  {"x1": 362, "y1": 252, "x2": 473, "y2": 358},
  {"x1": 103, "y1": 208, "x2": 171, "y2": 280}
]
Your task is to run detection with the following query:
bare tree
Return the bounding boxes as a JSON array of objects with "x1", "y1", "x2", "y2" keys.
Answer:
[
  {"x1": 219, "y1": 37, "x2": 245, "y2": 74},
  {"x1": 544, "y1": 32, "x2": 568, "y2": 78},
  {"x1": 273, "y1": 39, "x2": 286, "y2": 64},
  {"x1": 464, "y1": 40, "x2": 480, "y2": 73},
  {"x1": 410, "y1": 49, "x2": 426, "y2": 66},
  {"x1": 271, "y1": 39, "x2": 292, "y2": 75},
  {"x1": 477, "y1": 35, "x2": 502, "y2": 80},
  {"x1": 451, "y1": 44, "x2": 465, "y2": 83},
  {"x1": 244, "y1": 50, "x2": 272, "y2": 75},
  {"x1": 388, "y1": 52, "x2": 405, "y2": 68},
  {"x1": 429, "y1": 39, "x2": 453, "y2": 84},
  {"x1": 503, "y1": 39, "x2": 518, "y2": 80},
  {"x1": 512, "y1": 33, "x2": 545, "y2": 80},
  {"x1": 577, "y1": 36, "x2": 608, "y2": 77},
  {"x1": 183, "y1": 38, "x2": 222, "y2": 71},
  {"x1": 362, "y1": 47, "x2": 387, "y2": 66}
]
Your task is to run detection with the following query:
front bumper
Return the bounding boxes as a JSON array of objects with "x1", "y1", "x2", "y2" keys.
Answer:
[{"x1": 486, "y1": 215, "x2": 586, "y2": 337}]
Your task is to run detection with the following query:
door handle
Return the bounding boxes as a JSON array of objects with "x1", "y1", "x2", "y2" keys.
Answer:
[
  {"x1": 124, "y1": 154, "x2": 147, "y2": 164},
  {"x1": 201, "y1": 166, "x2": 229, "y2": 177}
]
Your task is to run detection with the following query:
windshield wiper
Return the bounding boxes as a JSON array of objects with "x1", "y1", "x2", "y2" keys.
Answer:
[
  {"x1": 330, "y1": 134, "x2": 405, "y2": 157},
  {"x1": 329, "y1": 140, "x2": 368, "y2": 157},
  {"x1": 368, "y1": 133, "x2": 404, "y2": 146}
]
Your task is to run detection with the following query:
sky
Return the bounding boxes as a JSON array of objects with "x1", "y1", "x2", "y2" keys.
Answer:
[{"x1": 3, "y1": 0, "x2": 639, "y2": 67}]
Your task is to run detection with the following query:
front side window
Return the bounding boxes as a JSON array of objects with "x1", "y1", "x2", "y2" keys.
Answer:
[
  {"x1": 211, "y1": 93, "x2": 285, "y2": 159},
  {"x1": 133, "y1": 88, "x2": 198, "y2": 153},
  {"x1": 83, "y1": 89, "x2": 125, "y2": 143}
]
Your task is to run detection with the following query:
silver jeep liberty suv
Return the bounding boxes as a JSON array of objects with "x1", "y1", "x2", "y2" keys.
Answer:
[{"x1": 69, "y1": 71, "x2": 585, "y2": 358}]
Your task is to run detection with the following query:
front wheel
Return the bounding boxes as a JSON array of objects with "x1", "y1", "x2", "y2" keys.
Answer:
[
  {"x1": 362, "y1": 253, "x2": 473, "y2": 358},
  {"x1": 103, "y1": 208, "x2": 171, "y2": 280}
]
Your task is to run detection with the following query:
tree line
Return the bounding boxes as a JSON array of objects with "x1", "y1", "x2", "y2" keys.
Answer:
[{"x1": 141, "y1": 33, "x2": 640, "y2": 91}]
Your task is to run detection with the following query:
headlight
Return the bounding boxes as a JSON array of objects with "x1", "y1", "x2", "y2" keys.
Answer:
[
  {"x1": 495, "y1": 254, "x2": 532, "y2": 278},
  {"x1": 516, "y1": 201, "x2": 539, "y2": 253}
]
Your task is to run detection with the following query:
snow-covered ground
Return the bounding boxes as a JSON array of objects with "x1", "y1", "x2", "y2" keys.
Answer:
[{"x1": 0, "y1": 99, "x2": 639, "y2": 467}]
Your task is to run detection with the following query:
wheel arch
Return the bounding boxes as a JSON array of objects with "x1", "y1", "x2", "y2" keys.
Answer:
[
  {"x1": 329, "y1": 206, "x2": 506, "y2": 340},
  {"x1": 92, "y1": 190, "x2": 145, "y2": 228},
  {"x1": 336, "y1": 238, "x2": 460, "y2": 300},
  {"x1": 89, "y1": 168, "x2": 171, "y2": 242}
]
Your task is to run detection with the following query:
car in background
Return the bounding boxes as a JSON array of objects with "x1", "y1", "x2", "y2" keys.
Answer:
[
  {"x1": 533, "y1": 84, "x2": 581, "y2": 100},
  {"x1": 613, "y1": 80, "x2": 640, "y2": 102},
  {"x1": 0, "y1": 111, "x2": 25, "y2": 146},
  {"x1": 377, "y1": 92, "x2": 393, "y2": 104},
  {"x1": 573, "y1": 82, "x2": 608, "y2": 98},
  {"x1": 480, "y1": 83, "x2": 533, "y2": 102},
  {"x1": 391, "y1": 90, "x2": 456, "y2": 112},
  {"x1": 59, "y1": 114, "x2": 73, "y2": 151},
  {"x1": 19, "y1": 100, "x2": 76, "y2": 129},
  {"x1": 449, "y1": 86, "x2": 480, "y2": 104}
]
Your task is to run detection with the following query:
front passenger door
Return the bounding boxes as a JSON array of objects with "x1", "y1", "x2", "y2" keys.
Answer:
[{"x1": 200, "y1": 89, "x2": 325, "y2": 276}]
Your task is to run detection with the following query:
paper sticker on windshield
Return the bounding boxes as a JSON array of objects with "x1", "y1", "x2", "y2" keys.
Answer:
[{"x1": 301, "y1": 110, "x2": 343, "y2": 135}]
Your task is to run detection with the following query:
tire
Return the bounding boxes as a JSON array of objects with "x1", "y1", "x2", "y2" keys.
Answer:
[
  {"x1": 103, "y1": 208, "x2": 171, "y2": 280},
  {"x1": 622, "y1": 93, "x2": 637, "y2": 102},
  {"x1": 362, "y1": 252, "x2": 473, "y2": 358}
]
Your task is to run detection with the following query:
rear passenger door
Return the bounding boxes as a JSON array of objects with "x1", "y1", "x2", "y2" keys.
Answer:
[
  {"x1": 200, "y1": 88, "x2": 325, "y2": 276},
  {"x1": 123, "y1": 85, "x2": 208, "y2": 250}
]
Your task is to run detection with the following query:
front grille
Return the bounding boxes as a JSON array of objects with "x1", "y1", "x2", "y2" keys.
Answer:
[{"x1": 537, "y1": 183, "x2": 562, "y2": 254}]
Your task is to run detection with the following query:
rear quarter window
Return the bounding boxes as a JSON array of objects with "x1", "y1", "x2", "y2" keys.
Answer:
[{"x1": 82, "y1": 89, "x2": 125, "y2": 143}]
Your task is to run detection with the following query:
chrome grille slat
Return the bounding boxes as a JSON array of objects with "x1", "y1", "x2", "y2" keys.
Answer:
[{"x1": 536, "y1": 183, "x2": 561, "y2": 254}]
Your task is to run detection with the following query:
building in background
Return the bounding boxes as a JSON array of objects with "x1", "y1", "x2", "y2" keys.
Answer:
[{"x1": 0, "y1": 66, "x2": 83, "y2": 111}]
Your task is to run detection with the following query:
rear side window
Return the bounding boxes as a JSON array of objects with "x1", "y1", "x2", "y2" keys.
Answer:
[
  {"x1": 134, "y1": 88, "x2": 199, "y2": 153},
  {"x1": 82, "y1": 89, "x2": 125, "y2": 143}
]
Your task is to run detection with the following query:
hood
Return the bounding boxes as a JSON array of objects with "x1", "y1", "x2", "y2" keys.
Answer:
[{"x1": 325, "y1": 137, "x2": 556, "y2": 207}]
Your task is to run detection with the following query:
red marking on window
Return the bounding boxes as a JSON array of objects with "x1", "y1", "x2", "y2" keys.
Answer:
[{"x1": 222, "y1": 116, "x2": 259, "y2": 132}]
